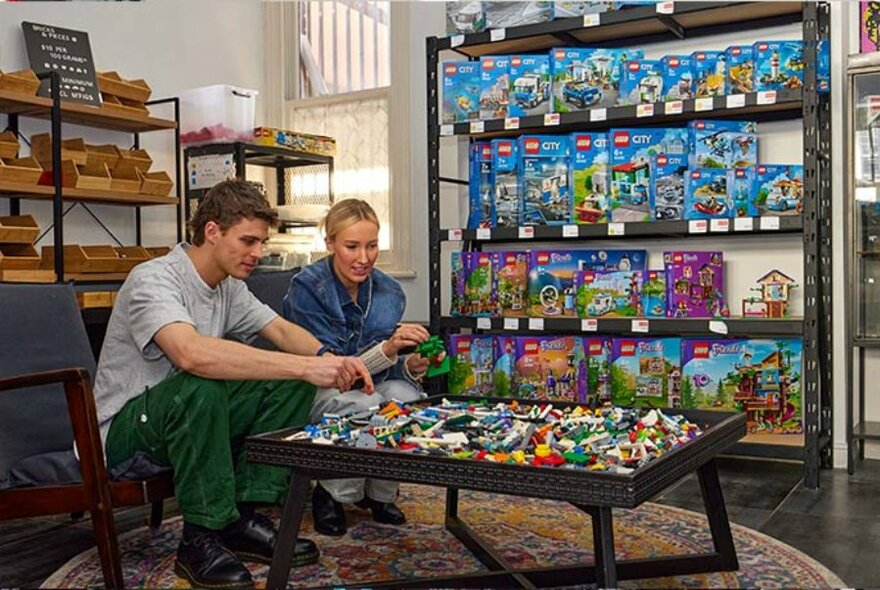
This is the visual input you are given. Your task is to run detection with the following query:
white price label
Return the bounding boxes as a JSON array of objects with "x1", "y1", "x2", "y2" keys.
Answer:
[
  {"x1": 856, "y1": 186, "x2": 878, "y2": 202},
  {"x1": 590, "y1": 108, "x2": 607, "y2": 122},
  {"x1": 760, "y1": 216, "x2": 780, "y2": 230},
  {"x1": 504, "y1": 117, "x2": 520, "y2": 130},
  {"x1": 733, "y1": 217, "x2": 754, "y2": 232},
  {"x1": 608, "y1": 222, "x2": 625, "y2": 236},
  {"x1": 695, "y1": 97, "x2": 714, "y2": 112},
  {"x1": 656, "y1": 1, "x2": 674, "y2": 14},
  {"x1": 518, "y1": 226, "x2": 535, "y2": 239},
  {"x1": 757, "y1": 90, "x2": 777, "y2": 105},
  {"x1": 503, "y1": 318, "x2": 519, "y2": 330},
  {"x1": 562, "y1": 224, "x2": 579, "y2": 238},
  {"x1": 637, "y1": 103, "x2": 655, "y2": 118},
  {"x1": 726, "y1": 94, "x2": 746, "y2": 109},
  {"x1": 476, "y1": 227, "x2": 491, "y2": 240},
  {"x1": 470, "y1": 120, "x2": 485, "y2": 134},
  {"x1": 688, "y1": 219, "x2": 708, "y2": 234},
  {"x1": 490, "y1": 28, "x2": 506, "y2": 41},
  {"x1": 544, "y1": 113, "x2": 560, "y2": 126},
  {"x1": 440, "y1": 124, "x2": 454, "y2": 136},
  {"x1": 450, "y1": 35, "x2": 465, "y2": 48},
  {"x1": 528, "y1": 318, "x2": 545, "y2": 331},
  {"x1": 710, "y1": 219, "x2": 730, "y2": 232},
  {"x1": 664, "y1": 101, "x2": 683, "y2": 115},
  {"x1": 476, "y1": 317, "x2": 491, "y2": 330},
  {"x1": 448, "y1": 228, "x2": 463, "y2": 240},
  {"x1": 581, "y1": 319, "x2": 598, "y2": 332},
  {"x1": 709, "y1": 320, "x2": 729, "y2": 335},
  {"x1": 631, "y1": 319, "x2": 650, "y2": 333},
  {"x1": 583, "y1": 13, "x2": 600, "y2": 27}
]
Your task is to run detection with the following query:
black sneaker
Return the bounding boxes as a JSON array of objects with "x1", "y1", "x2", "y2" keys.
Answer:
[
  {"x1": 312, "y1": 484, "x2": 347, "y2": 536},
  {"x1": 221, "y1": 513, "x2": 320, "y2": 567},
  {"x1": 355, "y1": 496, "x2": 406, "y2": 525},
  {"x1": 174, "y1": 530, "x2": 253, "y2": 590}
]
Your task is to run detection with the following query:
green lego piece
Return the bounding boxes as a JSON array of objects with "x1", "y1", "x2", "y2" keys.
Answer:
[
  {"x1": 415, "y1": 335, "x2": 450, "y2": 377},
  {"x1": 562, "y1": 451, "x2": 591, "y2": 465}
]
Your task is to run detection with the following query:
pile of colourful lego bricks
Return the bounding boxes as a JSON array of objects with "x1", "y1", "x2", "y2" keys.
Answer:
[{"x1": 292, "y1": 399, "x2": 702, "y2": 474}]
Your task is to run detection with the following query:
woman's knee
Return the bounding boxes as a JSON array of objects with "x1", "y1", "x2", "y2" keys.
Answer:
[{"x1": 378, "y1": 379, "x2": 424, "y2": 403}]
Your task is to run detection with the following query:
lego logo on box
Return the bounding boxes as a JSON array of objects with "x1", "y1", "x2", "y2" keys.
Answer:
[
  {"x1": 511, "y1": 56, "x2": 522, "y2": 67},
  {"x1": 524, "y1": 340, "x2": 539, "y2": 354},
  {"x1": 576, "y1": 136, "x2": 591, "y2": 151},
  {"x1": 696, "y1": 121, "x2": 706, "y2": 130},
  {"x1": 693, "y1": 343, "x2": 710, "y2": 359},
  {"x1": 582, "y1": 271, "x2": 595, "y2": 282},
  {"x1": 669, "y1": 57, "x2": 679, "y2": 67},
  {"x1": 555, "y1": 50, "x2": 566, "y2": 60},
  {"x1": 628, "y1": 61, "x2": 640, "y2": 72},
  {"x1": 481, "y1": 145, "x2": 492, "y2": 158},
  {"x1": 732, "y1": 47, "x2": 742, "y2": 56},
  {"x1": 691, "y1": 171, "x2": 702, "y2": 179},
  {"x1": 536, "y1": 252, "x2": 550, "y2": 265},
  {"x1": 695, "y1": 52, "x2": 706, "y2": 61},
  {"x1": 456, "y1": 339, "x2": 471, "y2": 353},
  {"x1": 657, "y1": 154, "x2": 668, "y2": 166},
  {"x1": 483, "y1": 59, "x2": 495, "y2": 70},
  {"x1": 613, "y1": 132, "x2": 630, "y2": 147},
  {"x1": 620, "y1": 341, "x2": 636, "y2": 356},
  {"x1": 524, "y1": 139, "x2": 540, "y2": 154},
  {"x1": 478, "y1": 253, "x2": 490, "y2": 265},
  {"x1": 673, "y1": 252, "x2": 684, "y2": 263},
  {"x1": 504, "y1": 253, "x2": 518, "y2": 264},
  {"x1": 498, "y1": 141, "x2": 513, "y2": 156},
  {"x1": 736, "y1": 169, "x2": 746, "y2": 178},
  {"x1": 757, "y1": 43, "x2": 768, "y2": 51},
  {"x1": 588, "y1": 341, "x2": 603, "y2": 355},
  {"x1": 445, "y1": 65, "x2": 457, "y2": 75},
  {"x1": 758, "y1": 165, "x2": 767, "y2": 174}
]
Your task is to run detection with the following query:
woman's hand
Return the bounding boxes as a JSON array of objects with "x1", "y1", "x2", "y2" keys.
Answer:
[
  {"x1": 382, "y1": 323, "x2": 430, "y2": 358},
  {"x1": 406, "y1": 351, "x2": 446, "y2": 380}
]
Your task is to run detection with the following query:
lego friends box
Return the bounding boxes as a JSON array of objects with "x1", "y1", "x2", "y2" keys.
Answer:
[
  {"x1": 514, "y1": 336, "x2": 587, "y2": 402},
  {"x1": 664, "y1": 251, "x2": 728, "y2": 318},
  {"x1": 448, "y1": 335, "x2": 495, "y2": 396},
  {"x1": 610, "y1": 337, "x2": 682, "y2": 408},
  {"x1": 681, "y1": 338, "x2": 803, "y2": 435}
]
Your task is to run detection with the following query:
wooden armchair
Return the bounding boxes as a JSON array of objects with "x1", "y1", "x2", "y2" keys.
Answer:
[{"x1": 0, "y1": 283, "x2": 173, "y2": 589}]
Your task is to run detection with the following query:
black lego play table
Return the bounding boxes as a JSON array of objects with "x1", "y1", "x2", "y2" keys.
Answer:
[{"x1": 246, "y1": 397, "x2": 747, "y2": 589}]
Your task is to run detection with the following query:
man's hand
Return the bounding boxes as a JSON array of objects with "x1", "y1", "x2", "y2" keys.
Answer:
[
  {"x1": 304, "y1": 355, "x2": 374, "y2": 394},
  {"x1": 382, "y1": 323, "x2": 430, "y2": 358},
  {"x1": 406, "y1": 351, "x2": 446, "y2": 380}
]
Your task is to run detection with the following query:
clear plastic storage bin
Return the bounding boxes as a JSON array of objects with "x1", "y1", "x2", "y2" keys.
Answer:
[{"x1": 179, "y1": 85, "x2": 258, "y2": 145}]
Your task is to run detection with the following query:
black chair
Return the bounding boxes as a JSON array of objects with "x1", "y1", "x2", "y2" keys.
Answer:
[{"x1": 244, "y1": 268, "x2": 299, "y2": 350}]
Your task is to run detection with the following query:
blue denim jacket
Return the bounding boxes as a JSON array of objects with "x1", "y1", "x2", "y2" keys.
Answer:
[{"x1": 283, "y1": 256, "x2": 414, "y2": 386}]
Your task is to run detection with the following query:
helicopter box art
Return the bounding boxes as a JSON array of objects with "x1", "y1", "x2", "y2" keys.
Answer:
[
  {"x1": 574, "y1": 269, "x2": 643, "y2": 318},
  {"x1": 610, "y1": 337, "x2": 682, "y2": 408},
  {"x1": 513, "y1": 335, "x2": 587, "y2": 402},
  {"x1": 468, "y1": 141, "x2": 494, "y2": 229},
  {"x1": 619, "y1": 58, "x2": 664, "y2": 106},
  {"x1": 509, "y1": 54, "x2": 552, "y2": 118},
  {"x1": 725, "y1": 45, "x2": 755, "y2": 95},
  {"x1": 519, "y1": 135, "x2": 571, "y2": 225},
  {"x1": 569, "y1": 132, "x2": 609, "y2": 225},
  {"x1": 551, "y1": 47, "x2": 605, "y2": 114},
  {"x1": 491, "y1": 138, "x2": 519, "y2": 228},
  {"x1": 728, "y1": 167, "x2": 757, "y2": 218},
  {"x1": 754, "y1": 164, "x2": 804, "y2": 217},
  {"x1": 527, "y1": 249, "x2": 647, "y2": 317},
  {"x1": 448, "y1": 334, "x2": 496, "y2": 396},
  {"x1": 664, "y1": 251, "x2": 727, "y2": 319},
  {"x1": 442, "y1": 61, "x2": 481, "y2": 124},
  {"x1": 753, "y1": 40, "x2": 804, "y2": 92},
  {"x1": 680, "y1": 338, "x2": 803, "y2": 435},
  {"x1": 492, "y1": 250, "x2": 529, "y2": 317},
  {"x1": 650, "y1": 152, "x2": 687, "y2": 221},
  {"x1": 691, "y1": 50, "x2": 726, "y2": 98},
  {"x1": 450, "y1": 251, "x2": 494, "y2": 317},
  {"x1": 480, "y1": 55, "x2": 511, "y2": 120},
  {"x1": 642, "y1": 269, "x2": 667, "y2": 318},
  {"x1": 661, "y1": 55, "x2": 694, "y2": 101},
  {"x1": 685, "y1": 168, "x2": 730, "y2": 221},
  {"x1": 688, "y1": 119, "x2": 757, "y2": 169}
]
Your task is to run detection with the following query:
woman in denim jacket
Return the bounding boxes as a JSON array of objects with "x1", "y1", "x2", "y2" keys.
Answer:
[{"x1": 283, "y1": 199, "x2": 433, "y2": 537}]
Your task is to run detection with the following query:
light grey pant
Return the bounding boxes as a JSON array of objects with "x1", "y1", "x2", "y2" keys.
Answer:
[{"x1": 309, "y1": 378, "x2": 425, "y2": 503}]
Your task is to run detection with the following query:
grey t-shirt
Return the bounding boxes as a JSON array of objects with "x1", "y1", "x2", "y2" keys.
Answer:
[{"x1": 93, "y1": 243, "x2": 277, "y2": 442}]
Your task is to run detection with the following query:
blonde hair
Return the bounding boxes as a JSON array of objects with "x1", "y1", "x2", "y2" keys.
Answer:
[{"x1": 321, "y1": 199, "x2": 380, "y2": 241}]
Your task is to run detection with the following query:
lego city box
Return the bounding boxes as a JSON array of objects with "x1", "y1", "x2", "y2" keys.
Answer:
[
  {"x1": 642, "y1": 269, "x2": 667, "y2": 318},
  {"x1": 680, "y1": 338, "x2": 803, "y2": 435},
  {"x1": 661, "y1": 55, "x2": 694, "y2": 102},
  {"x1": 468, "y1": 141, "x2": 494, "y2": 229},
  {"x1": 754, "y1": 164, "x2": 803, "y2": 217},
  {"x1": 491, "y1": 138, "x2": 519, "y2": 228},
  {"x1": 664, "y1": 251, "x2": 727, "y2": 318},
  {"x1": 551, "y1": 47, "x2": 605, "y2": 114},
  {"x1": 574, "y1": 269, "x2": 643, "y2": 318},
  {"x1": 691, "y1": 51, "x2": 726, "y2": 98},
  {"x1": 688, "y1": 119, "x2": 757, "y2": 169},
  {"x1": 448, "y1": 334, "x2": 495, "y2": 396},
  {"x1": 446, "y1": 1, "x2": 486, "y2": 34},
  {"x1": 492, "y1": 250, "x2": 529, "y2": 317},
  {"x1": 725, "y1": 45, "x2": 755, "y2": 95},
  {"x1": 650, "y1": 152, "x2": 686, "y2": 221},
  {"x1": 685, "y1": 168, "x2": 730, "y2": 221},
  {"x1": 753, "y1": 40, "x2": 804, "y2": 92},
  {"x1": 619, "y1": 59, "x2": 664, "y2": 106},
  {"x1": 442, "y1": 61, "x2": 481, "y2": 124},
  {"x1": 480, "y1": 55, "x2": 511, "y2": 120},
  {"x1": 552, "y1": 1, "x2": 620, "y2": 18},
  {"x1": 450, "y1": 251, "x2": 494, "y2": 317},
  {"x1": 518, "y1": 135, "x2": 571, "y2": 225},
  {"x1": 729, "y1": 167, "x2": 757, "y2": 218},
  {"x1": 587, "y1": 48, "x2": 645, "y2": 108},
  {"x1": 509, "y1": 55, "x2": 552, "y2": 118},
  {"x1": 610, "y1": 337, "x2": 682, "y2": 408},
  {"x1": 513, "y1": 335, "x2": 587, "y2": 402},
  {"x1": 527, "y1": 249, "x2": 647, "y2": 317},
  {"x1": 484, "y1": 1, "x2": 554, "y2": 29},
  {"x1": 569, "y1": 132, "x2": 609, "y2": 225},
  {"x1": 583, "y1": 337, "x2": 612, "y2": 405}
]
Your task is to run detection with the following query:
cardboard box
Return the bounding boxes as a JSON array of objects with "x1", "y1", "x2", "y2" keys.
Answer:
[
  {"x1": 514, "y1": 335, "x2": 587, "y2": 402},
  {"x1": 442, "y1": 61, "x2": 481, "y2": 124},
  {"x1": 519, "y1": 135, "x2": 570, "y2": 225},
  {"x1": 480, "y1": 55, "x2": 511, "y2": 120},
  {"x1": 664, "y1": 250, "x2": 727, "y2": 318},
  {"x1": 570, "y1": 132, "x2": 609, "y2": 224},
  {"x1": 685, "y1": 168, "x2": 730, "y2": 220},
  {"x1": 574, "y1": 269, "x2": 643, "y2": 317},
  {"x1": 610, "y1": 337, "x2": 682, "y2": 407},
  {"x1": 448, "y1": 334, "x2": 495, "y2": 396}
]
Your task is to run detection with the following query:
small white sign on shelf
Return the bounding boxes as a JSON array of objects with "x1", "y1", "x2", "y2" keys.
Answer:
[
  {"x1": 504, "y1": 117, "x2": 520, "y2": 130},
  {"x1": 856, "y1": 186, "x2": 878, "y2": 202},
  {"x1": 636, "y1": 104, "x2": 654, "y2": 118},
  {"x1": 757, "y1": 90, "x2": 777, "y2": 105},
  {"x1": 695, "y1": 97, "x2": 714, "y2": 112},
  {"x1": 470, "y1": 120, "x2": 485, "y2": 134},
  {"x1": 476, "y1": 228, "x2": 491, "y2": 240},
  {"x1": 709, "y1": 320, "x2": 729, "y2": 335},
  {"x1": 518, "y1": 226, "x2": 534, "y2": 239},
  {"x1": 447, "y1": 228, "x2": 463, "y2": 241},
  {"x1": 544, "y1": 113, "x2": 560, "y2": 126},
  {"x1": 590, "y1": 108, "x2": 607, "y2": 122},
  {"x1": 450, "y1": 35, "x2": 465, "y2": 48},
  {"x1": 734, "y1": 217, "x2": 754, "y2": 232},
  {"x1": 656, "y1": 1, "x2": 674, "y2": 14},
  {"x1": 632, "y1": 319, "x2": 650, "y2": 333},
  {"x1": 440, "y1": 124, "x2": 454, "y2": 136},
  {"x1": 503, "y1": 318, "x2": 518, "y2": 330},
  {"x1": 726, "y1": 94, "x2": 746, "y2": 109},
  {"x1": 760, "y1": 216, "x2": 780, "y2": 231},
  {"x1": 583, "y1": 13, "x2": 600, "y2": 27},
  {"x1": 710, "y1": 219, "x2": 729, "y2": 232},
  {"x1": 476, "y1": 317, "x2": 491, "y2": 330},
  {"x1": 688, "y1": 219, "x2": 708, "y2": 234},
  {"x1": 664, "y1": 101, "x2": 683, "y2": 115},
  {"x1": 581, "y1": 319, "x2": 598, "y2": 332},
  {"x1": 608, "y1": 222, "x2": 625, "y2": 236},
  {"x1": 528, "y1": 318, "x2": 544, "y2": 331},
  {"x1": 562, "y1": 224, "x2": 579, "y2": 238},
  {"x1": 490, "y1": 28, "x2": 506, "y2": 41}
]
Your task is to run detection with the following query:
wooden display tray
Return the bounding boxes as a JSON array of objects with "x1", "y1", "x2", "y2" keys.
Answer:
[
  {"x1": 109, "y1": 166, "x2": 140, "y2": 193},
  {"x1": 0, "y1": 69, "x2": 40, "y2": 96},
  {"x1": 76, "y1": 290, "x2": 116, "y2": 309},
  {"x1": 41, "y1": 244, "x2": 119, "y2": 274},
  {"x1": 146, "y1": 246, "x2": 172, "y2": 258},
  {"x1": 113, "y1": 245, "x2": 150, "y2": 272},
  {"x1": 0, "y1": 214, "x2": 39, "y2": 244},
  {"x1": 101, "y1": 94, "x2": 150, "y2": 116},
  {"x1": 31, "y1": 133, "x2": 88, "y2": 168},
  {"x1": 85, "y1": 143, "x2": 122, "y2": 170},
  {"x1": 97, "y1": 71, "x2": 152, "y2": 103},
  {"x1": 39, "y1": 159, "x2": 113, "y2": 191},
  {"x1": 138, "y1": 169, "x2": 173, "y2": 196},
  {"x1": 0, "y1": 243, "x2": 40, "y2": 270},
  {"x1": 0, "y1": 268, "x2": 55, "y2": 283},
  {"x1": 0, "y1": 157, "x2": 42, "y2": 185},
  {"x1": 115, "y1": 148, "x2": 152, "y2": 175},
  {"x1": 0, "y1": 130, "x2": 19, "y2": 159}
]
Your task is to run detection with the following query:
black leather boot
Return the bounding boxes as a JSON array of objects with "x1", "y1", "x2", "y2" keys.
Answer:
[
  {"x1": 175, "y1": 526, "x2": 253, "y2": 590},
  {"x1": 355, "y1": 496, "x2": 406, "y2": 525},
  {"x1": 220, "y1": 513, "x2": 320, "y2": 567},
  {"x1": 312, "y1": 484, "x2": 347, "y2": 536}
]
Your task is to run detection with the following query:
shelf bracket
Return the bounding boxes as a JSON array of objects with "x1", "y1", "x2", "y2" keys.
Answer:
[
  {"x1": 439, "y1": 176, "x2": 469, "y2": 186},
  {"x1": 657, "y1": 15, "x2": 686, "y2": 39}
]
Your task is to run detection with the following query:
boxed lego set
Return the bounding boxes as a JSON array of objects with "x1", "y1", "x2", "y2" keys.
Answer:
[
  {"x1": 753, "y1": 40, "x2": 804, "y2": 91},
  {"x1": 492, "y1": 138, "x2": 520, "y2": 228},
  {"x1": 519, "y1": 135, "x2": 571, "y2": 225},
  {"x1": 685, "y1": 168, "x2": 730, "y2": 220},
  {"x1": 514, "y1": 335, "x2": 587, "y2": 402},
  {"x1": 442, "y1": 61, "x2": 481, "y2": 124},
  {"x1": 569, "y1": 132, "x2": 609, "y2": 224},
  {"x1": 480, "y1": 55, "x2": 511, "y2": 120},
  {"x1": 619, "y1": 59, "x2": 664, "y2": 106},
  {"x1": 509, "y1": 55, "x2": 552, "y2": 117},
  {"x1": 692, "y1": 50, "x2": 726, "y2": 97},
  {"x1": 574, "y1": 270, "x2": 643, "y2": 317},
  {"x1": 492, "y1": 250, "x2": 529, "y2": 317},
  {"x1": 725, "y1": 45, "x2": 755, "y2": 95},
  {"x1": 661, "y1": 55, "x2": 694, "y2": 101},
  {"x1": 610, "y1": 338, "x2": 682, "y2": 408},
  {"x1": 448, "y1": 335, "x2": 495, "y2": 395},
  {"x1": 551, "y1": 48, "x2": 606, "y2": 113},
  {"x1": 468, "y1": 141, "x2": 494, "y2": 229},
  {"x1": 754, "y1": 164, "x2": 804, "y2": 216},
  {"x1": 664, "y1": 251, "x2": 727, "y2": 318},
  {"x1": 450, "y1": 251, "x2": 494, "y2": 317},
  {"x1": 650, "y1": 153, "x2": 687, "y2": 221}
]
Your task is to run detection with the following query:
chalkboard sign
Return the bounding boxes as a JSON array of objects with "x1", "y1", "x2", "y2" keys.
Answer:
[{"x1": 22, "y1": 21, "x2": 101, "y2": 107}]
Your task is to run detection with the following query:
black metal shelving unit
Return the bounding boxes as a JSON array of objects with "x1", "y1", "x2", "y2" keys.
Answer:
[{"x1": 426, "y1": 1, "x2": 833, "y2": 488}]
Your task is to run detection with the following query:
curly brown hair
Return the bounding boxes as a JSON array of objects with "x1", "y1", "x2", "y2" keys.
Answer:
[{"x1": 188, "y1": 179, "x2": 278, "y2": 246}]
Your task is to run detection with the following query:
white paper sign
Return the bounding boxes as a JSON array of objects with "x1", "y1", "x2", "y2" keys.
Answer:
[
  {"x1": 664, "y1": 101, "x2": 683, "y2": 115},
  {"x1": 503, "y1": 318, "x2": 518, "y2": 330},
  {"x1": 726, "y1": 94, "x2": 746, "y2": 109},
  {"x1": 757, "y1": 90, "x2": 777, "y2": 105},
  {"x1": 688, "y1": 219, "x2": 708, "y2": 234},
  {"x1": 734, "y1": 217, "x2": 754, "y2": 232},
  {"x1": 562, "y1": 224, "x2": 579, "y2": 238},
  {"x1": 447, "y1": 228, "x2": 463, "y2": 241},
  {"x1": 631, "y1": 319, "x2": 650, "y2": 333},
  {"x1": 440, "y1": 124, "x2": 454, "y2": 136},
  {"x1": 583, "y1": 13, "x2": 600, "y2": 27},
  {"x1": 504, "y1": 117, "x2": 520, "y2": 130},
  {"x1": 637, "y1": 104, "x2": 654, "y2": 118},
  {"x1": 590, "y1": 108, "x2": 607, "y2": 122},
  {"x1": 695, "y1": 97, "x2": 714, "y2": 112},
  {"x1": 709, "y1": 320, "x2": 729, "y2": 335},
  {"x1": 470, "y1": 120, "x2": 485, "y2": 134},
  {"x1": 544, "y1": 113, "x2": 560, "y2": 126},
  {"x1": 581, "y1": 319, "x2": 598, "y2": 332},
  {"x1": 710, "y1": 219, "x2": 730, "y2": 232},
  {"x1": 856, "y1": 186, "x2": 878, "y2": 202},
  {"x1": 490, "y1": 28, "x2": 506, "y2": 42},
  {"x1": 760, "y1": 216, "x2": 780, "y2": 231},
  {"x1": 476, "y1": 317, "x2": 491, "y2": 330},
  {"x1": 656, "y1": 1, "x2": 674, "y2": 14},
  {"x1": 450, "y1": 35, "x2": 465, "y2": 48},
  {"x1": 476, "y1": 228, "x2": 491, "y2": 240},
  {"x1": 518, "y1": 226, "x2": 534, "y2": 239},
  {"x1": 528, "y1": 318, "x2": 544, "y2": 331},
  {"x1": 608, "y1": 222, "x2": 625, "y2": 236}
]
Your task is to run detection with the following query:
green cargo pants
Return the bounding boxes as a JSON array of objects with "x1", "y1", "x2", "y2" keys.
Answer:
[{"x1": 106, "y1": 372, "x2": 316, "y2": 530}]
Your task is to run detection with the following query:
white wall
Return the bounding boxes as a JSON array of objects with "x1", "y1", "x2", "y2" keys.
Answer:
[{"x1": 0, "y1": 0, "x2": 264, "y2": 247}]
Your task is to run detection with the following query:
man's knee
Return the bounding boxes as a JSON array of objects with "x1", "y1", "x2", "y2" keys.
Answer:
[
  {"x1": 171, "y1": 373, "x2": 228, "y2": 411},
  {"x1": 379, "y1": 379, "x2": 424, "y2": 403}
]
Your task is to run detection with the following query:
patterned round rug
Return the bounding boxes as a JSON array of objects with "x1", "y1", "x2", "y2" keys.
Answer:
[{"x1": 42, "y1": 484, "x2": 845, "y2": 589}]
